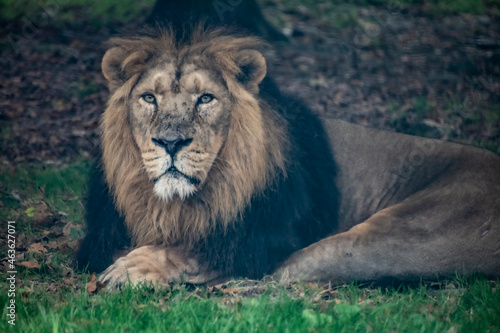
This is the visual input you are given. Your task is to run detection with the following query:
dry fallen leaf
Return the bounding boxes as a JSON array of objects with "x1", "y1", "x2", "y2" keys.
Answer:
[
  {"x1": 48, "y1": 240, "x2": 59, "y2": 249},
  {"x1": 16, "y1": 233, "x2": 29, "y2": 249},
  {"x1": 86, "y1": 274, "x2": 98, "y2": 293},
  {"x1": 21, "y1": 286, "x2": 32, "y2": 294},
  {"x1": 28, "y1": 242, "x2": 48, "y2": 254},
  {"x1": 221, "y1": 288, "x2": 240, "y2": 295},
  {"x1": 19, "y1": 261, "x2": 40, "y2": 269},
  {"x1": 213, "y1": 283, "x2": 225, "y2": 291},
  {"x1": 63, "y1": 222, "x2": 84, "y2": 239},
  {"x1": 86, "y1": 273, "x2": 106, "y2": 294}
]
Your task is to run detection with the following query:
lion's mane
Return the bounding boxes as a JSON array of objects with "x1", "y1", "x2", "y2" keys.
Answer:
[{"x1": 78, "y1": 27, "x2": 339, "y2": 278}]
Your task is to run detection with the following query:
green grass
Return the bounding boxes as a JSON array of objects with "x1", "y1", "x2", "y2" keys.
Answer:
[
  {"x1": 0, "y1": 162, "x2": 499, "y2": 332},
  {"x1": 0, "y1": 160, "x2": 90, "y2": 234},
  {"x1": 1, "y1": 277, "x2": 499, "y2": 332}
]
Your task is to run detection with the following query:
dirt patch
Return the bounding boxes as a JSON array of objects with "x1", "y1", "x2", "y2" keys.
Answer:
[{"x1": 1, "y1": 5, "x2": 499, "y2": 165}]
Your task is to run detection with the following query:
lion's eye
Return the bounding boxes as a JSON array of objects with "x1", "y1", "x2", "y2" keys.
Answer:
[
  {"x1": 142, "y1": 94, "x2": 156, "y2": 104},
  {"x1": 198, "y1": 94, "x2": 214, "y2": 104}
]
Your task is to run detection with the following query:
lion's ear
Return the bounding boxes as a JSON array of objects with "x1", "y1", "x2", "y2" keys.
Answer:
[
  {"x1": 235, "y1": 49, "x2": 267, "y2": 93},
  {"x1": 102, "y1": 45, "x2": 150, "y2": 93},
  {"x1": 102, "y1": 46, "x2": 130, "y2": 92}
]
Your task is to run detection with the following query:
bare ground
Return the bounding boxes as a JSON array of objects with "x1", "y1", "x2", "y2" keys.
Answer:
[{"x1": 1, "y1": 4, "x2": 499, "y2": 166}]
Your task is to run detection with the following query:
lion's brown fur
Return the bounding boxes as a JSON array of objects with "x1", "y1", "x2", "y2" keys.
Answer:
[
  {"x1": 78, "y1": 24, "x2": 500, "y2": 286},
  {"x1": 100, "y1": 28, "x2": 288, "y2": 248}
]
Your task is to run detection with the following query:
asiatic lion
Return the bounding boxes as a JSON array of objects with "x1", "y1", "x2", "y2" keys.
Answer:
[{"x1": 76, "y1": 26, "x2": 500, "y2": 288}]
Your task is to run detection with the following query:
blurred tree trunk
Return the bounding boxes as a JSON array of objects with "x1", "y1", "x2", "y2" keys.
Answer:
[{"x1": 146, "y1": 0, "x2": 287, "y2": 41}]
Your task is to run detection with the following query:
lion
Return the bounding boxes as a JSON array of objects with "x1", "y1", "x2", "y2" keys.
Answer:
[{"x1": 76, "y1": 26, "x2": 500, "y2": 288}]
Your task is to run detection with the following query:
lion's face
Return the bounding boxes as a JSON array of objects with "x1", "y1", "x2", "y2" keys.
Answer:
[
  {"x1": 100, "y1": 29, "x2": 285, "y2": 225},
  {"x1": 99, "y1": 29, "x2": 289, "y2": 243},
  {"x1": 129, "y1": 62, "x2": 233, "y2": 200}
]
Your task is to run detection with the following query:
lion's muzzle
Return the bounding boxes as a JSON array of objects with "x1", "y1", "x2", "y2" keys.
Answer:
[
  {"x1": 153, "y1": 166, "x2": 201, "y2": 186},
  {"x1": 152, "y1": 133, "x2": 193, "y2": 157}
]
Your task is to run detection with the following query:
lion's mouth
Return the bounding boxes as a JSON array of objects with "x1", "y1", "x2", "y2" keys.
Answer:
[{"x1": 153, "y1": 166, "x2": 201, "y2": 186}]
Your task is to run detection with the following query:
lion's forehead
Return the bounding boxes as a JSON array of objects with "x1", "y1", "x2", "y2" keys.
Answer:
[
  {"x1": 136, "y1": 61, "x2": 223, "y2": 97},
  {"x1": 129, "y1": 59, "x2": 232, "y2": 140}
]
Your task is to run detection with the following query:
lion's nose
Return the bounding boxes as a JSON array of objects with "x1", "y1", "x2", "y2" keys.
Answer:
[{"x1": 152, "y1": 134, "x2": 193, "y2": 156}]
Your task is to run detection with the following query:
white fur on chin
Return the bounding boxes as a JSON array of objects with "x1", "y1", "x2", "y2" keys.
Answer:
[{"x1": 154, "y1": 174, "x2": 197, "y2": 201}]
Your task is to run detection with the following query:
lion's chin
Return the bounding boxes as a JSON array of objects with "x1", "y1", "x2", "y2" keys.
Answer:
[{"x1": 153, "y1": 175, "x2": 198, "y2": 201}]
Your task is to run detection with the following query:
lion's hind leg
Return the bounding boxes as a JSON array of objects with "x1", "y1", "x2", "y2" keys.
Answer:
[{"x1": 277, "y1": 184, "x2": 500, "y2": 283}]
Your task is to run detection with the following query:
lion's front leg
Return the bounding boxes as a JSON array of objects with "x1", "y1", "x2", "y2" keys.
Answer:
[{"x1": 98, "y1": 245, "x2": 220, "y2": 289}]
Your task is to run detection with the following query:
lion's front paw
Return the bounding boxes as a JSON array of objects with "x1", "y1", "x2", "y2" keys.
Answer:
[
  {"x1": 98, "y1": 245, "x2": 174, "y2": 289},
  {"x1": 98, "y1": 245, "x2": 222, "y2": 290}
]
